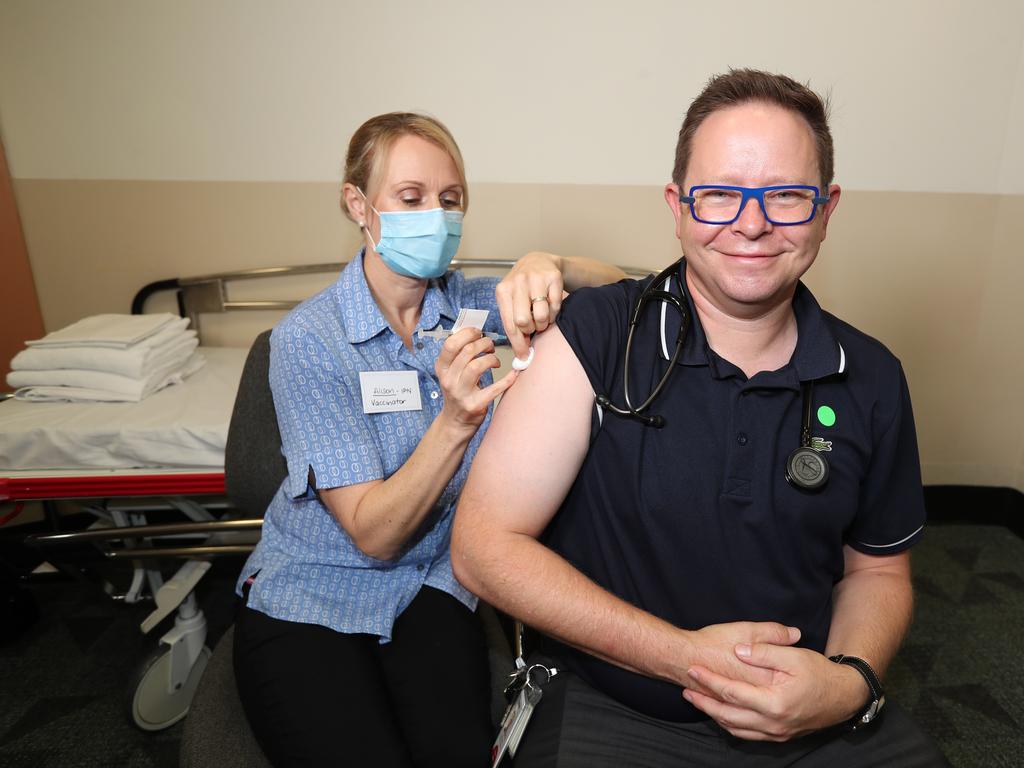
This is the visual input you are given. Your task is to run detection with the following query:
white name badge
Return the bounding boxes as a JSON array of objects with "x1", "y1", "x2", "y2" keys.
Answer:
[{"x1": 359, "y1": 371, "x2": 422, "y2": 414}]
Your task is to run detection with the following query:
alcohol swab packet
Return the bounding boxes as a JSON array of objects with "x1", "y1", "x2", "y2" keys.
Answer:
[{"x1": 452, "y1": 308, "x2": 490, "y2": 332}]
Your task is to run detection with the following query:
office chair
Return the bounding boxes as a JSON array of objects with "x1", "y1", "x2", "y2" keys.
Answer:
[{"x1": 180, "y1": 330, "x2": 276, "y2": 768}]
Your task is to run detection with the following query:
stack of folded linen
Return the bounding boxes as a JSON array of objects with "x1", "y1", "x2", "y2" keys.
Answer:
[{"x1": 7, "y1": 313, "x2": 204, "y2": 403}]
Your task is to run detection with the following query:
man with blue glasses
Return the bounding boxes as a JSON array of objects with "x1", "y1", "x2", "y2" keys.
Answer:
[{"x1": 454, "y1": 69, "x2": 948, "y2": 766}]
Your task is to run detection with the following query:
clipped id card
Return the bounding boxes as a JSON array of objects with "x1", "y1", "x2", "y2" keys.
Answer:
[
  {"x1": 492, "y1": 686, "x2": 536, "y2": 766},
  {"x1": 491, "y1": 661, "x2": 557, "y2": 767}
]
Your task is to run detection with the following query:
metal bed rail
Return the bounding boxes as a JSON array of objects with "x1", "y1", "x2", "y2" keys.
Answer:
[
  {"x1": 26, "y1": 518, "x2": 263, "y2": 560},
  {"x1": 131, "y1": 259, "x2": 653, "y2": 333},
  {"x1": 117, "y1": 257, "x2": 657, "y2": 561}
]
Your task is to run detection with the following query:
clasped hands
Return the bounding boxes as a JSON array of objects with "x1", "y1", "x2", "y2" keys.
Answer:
[{"x1": 680, "y1": 622, "x2": 867, "y2": 742}]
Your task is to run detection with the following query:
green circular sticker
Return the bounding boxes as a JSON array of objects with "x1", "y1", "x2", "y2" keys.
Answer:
[{"x1": 817, "y1": 405, "x2": 836, "y2": 428}]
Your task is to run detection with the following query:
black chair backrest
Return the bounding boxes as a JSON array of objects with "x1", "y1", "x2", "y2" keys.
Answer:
[{"x1": 225, "y1": 330, "x2": 288, "y2": 518}]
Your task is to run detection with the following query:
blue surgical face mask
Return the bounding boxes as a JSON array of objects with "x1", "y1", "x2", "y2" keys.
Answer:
[{"x1": 359, "y1": 189, "x2": 463, "y2": 279}]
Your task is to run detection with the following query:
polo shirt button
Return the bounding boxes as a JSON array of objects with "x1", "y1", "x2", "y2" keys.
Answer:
[
  {"x1": 416, "y1": 564, "x2": 424, "y2": 572},
  {"x1": 736, "y1": 432, "x2": 748, "y2": 445},
  {"x1": 416, "y1": 341, "x2": 424, "y2": 350},
  {"x1": 430, "y1": 391, "x2": 439, "y2": 400}
]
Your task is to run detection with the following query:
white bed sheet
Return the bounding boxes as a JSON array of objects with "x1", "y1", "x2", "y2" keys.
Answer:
[{"x1": 0, "y1": 347, "x2": 247, "y2": 471}]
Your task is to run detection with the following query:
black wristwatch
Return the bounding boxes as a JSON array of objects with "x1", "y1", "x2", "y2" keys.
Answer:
[{"x1": 829, "y1": 654, "x2": 886, "y2": 730}]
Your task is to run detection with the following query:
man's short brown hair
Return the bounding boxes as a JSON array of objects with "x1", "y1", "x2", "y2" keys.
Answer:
[{"x1": 672, "y1": 69, "x2": 834, "y2": 189}]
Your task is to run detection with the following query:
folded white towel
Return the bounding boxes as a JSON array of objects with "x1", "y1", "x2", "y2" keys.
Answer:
[
  {"x1": 12, "y1": 325, "x2": 196, "y2": 378},
  {"x1": 26, "y1": 313, "x2": 181, "y2": 349},
  {"x1": 11, "y1": 352, "x2": 206, "y2": 403},
  {"x1": 8, "y1": 344, "x2": 198, "y2": 394}
]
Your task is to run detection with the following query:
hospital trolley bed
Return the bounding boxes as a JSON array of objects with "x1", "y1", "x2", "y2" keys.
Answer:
[
  {"x1": 1, "y1": 346, "x2": 253, "y2": 730},
  {"x1": 0, "y1": 259, "x2": 332, "y2": 731}
]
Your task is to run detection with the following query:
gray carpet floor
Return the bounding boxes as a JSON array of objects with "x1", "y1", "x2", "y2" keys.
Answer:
[
  {"x1": 0, "y1": 522, "x2": 1021, "y2": 767},
  {"x1": 886, "y1": 523, "x2": 1024, "y2": 767}
]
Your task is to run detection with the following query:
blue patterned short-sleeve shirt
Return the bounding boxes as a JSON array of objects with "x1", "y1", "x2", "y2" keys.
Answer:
[{"x1": 236, "y1": 250, "x2": 503, "y2": 641}]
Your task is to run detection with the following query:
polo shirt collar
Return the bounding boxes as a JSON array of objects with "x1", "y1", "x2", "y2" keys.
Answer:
[
  {"x1": 649, "y1": 260, "x2": 710, "y2": 368},
  {"x1": 790, "y1": 283, "x2": 846, "y2": 382},
  {"x1": 662, "y1": 260, "x2": 846, "y2": 381},
  {"x1": 336, "y1": 249, "x2": 458, "y2": 344},
  {"x1": 655, "y1": 260, "x2": 714, "y2": 368}
]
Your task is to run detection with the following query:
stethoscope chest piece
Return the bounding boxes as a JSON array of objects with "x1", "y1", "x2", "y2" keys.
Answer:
[{"x1": 786, "y1": 445, "x2": 829, "y2": 491}]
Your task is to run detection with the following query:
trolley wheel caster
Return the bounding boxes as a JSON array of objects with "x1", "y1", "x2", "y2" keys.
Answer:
[{"x1": 128, "y1": 643, "x2": 212, "y2": 731}]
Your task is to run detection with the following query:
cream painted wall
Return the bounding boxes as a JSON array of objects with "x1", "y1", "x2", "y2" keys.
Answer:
[
  {"x1": 805, "y1": 192, "x2": 1024, "y2": 492},
  {"x1": 2, "y1": 1, "x2": 1024, "y2": 193},
  {"x1": 12, "y1": 179, "x2": 1024, "y2": 490},
  {"x1": 2, "y1": 1, "x2": 1023, "y2": 491}
]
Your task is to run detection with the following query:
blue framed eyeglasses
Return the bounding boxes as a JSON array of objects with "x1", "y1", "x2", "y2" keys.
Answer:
[{"x1": 680, "y1": 185, "x2": 830, "y2": 226}]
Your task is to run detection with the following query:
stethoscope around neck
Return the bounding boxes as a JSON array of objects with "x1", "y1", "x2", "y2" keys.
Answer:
[
  {"x1": 595, "y1": 257, "x2": 830, "y2": 492},
  {"x1": 594, "y1": 260, "x2": 689, "y2": 430}
]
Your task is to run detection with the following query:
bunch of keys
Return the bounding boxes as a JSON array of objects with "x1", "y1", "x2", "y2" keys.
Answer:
[{"x1": 491, "y1": 658, "x2": 559, "y2": 767}]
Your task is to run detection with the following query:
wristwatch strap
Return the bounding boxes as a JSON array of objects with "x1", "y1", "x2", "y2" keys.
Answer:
[{"x1": 828, "y1": 654, "x2": 886, "y2": 729}]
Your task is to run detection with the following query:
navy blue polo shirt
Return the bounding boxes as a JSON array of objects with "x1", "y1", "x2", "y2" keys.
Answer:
[{"x1": 543, "y1": 260, "x2": 925, "y2": 722}]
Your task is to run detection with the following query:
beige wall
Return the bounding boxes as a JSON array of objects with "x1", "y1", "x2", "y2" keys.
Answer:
[
  {"x1": 2, "y1": 1, "x2": 1023, "y2": 491},
  {"x1": 3, "y1": 1, "x2": 1024, "y2": 192},
  {"x1": 0, "y1": 141, "x2": 44, "y2": 381},
  {"x1": 12, "y1": 179, "x2": 1024, "y2": 491}
]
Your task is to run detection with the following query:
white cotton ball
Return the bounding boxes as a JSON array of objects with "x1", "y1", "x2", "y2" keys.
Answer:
[{"x1": 512, "y1": 346, "x2": 535, "y2": 371}]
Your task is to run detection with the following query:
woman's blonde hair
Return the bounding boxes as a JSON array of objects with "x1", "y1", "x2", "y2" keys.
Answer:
[{"x1": 342, "y1": 112, "x2": 468, "y2": 221}]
